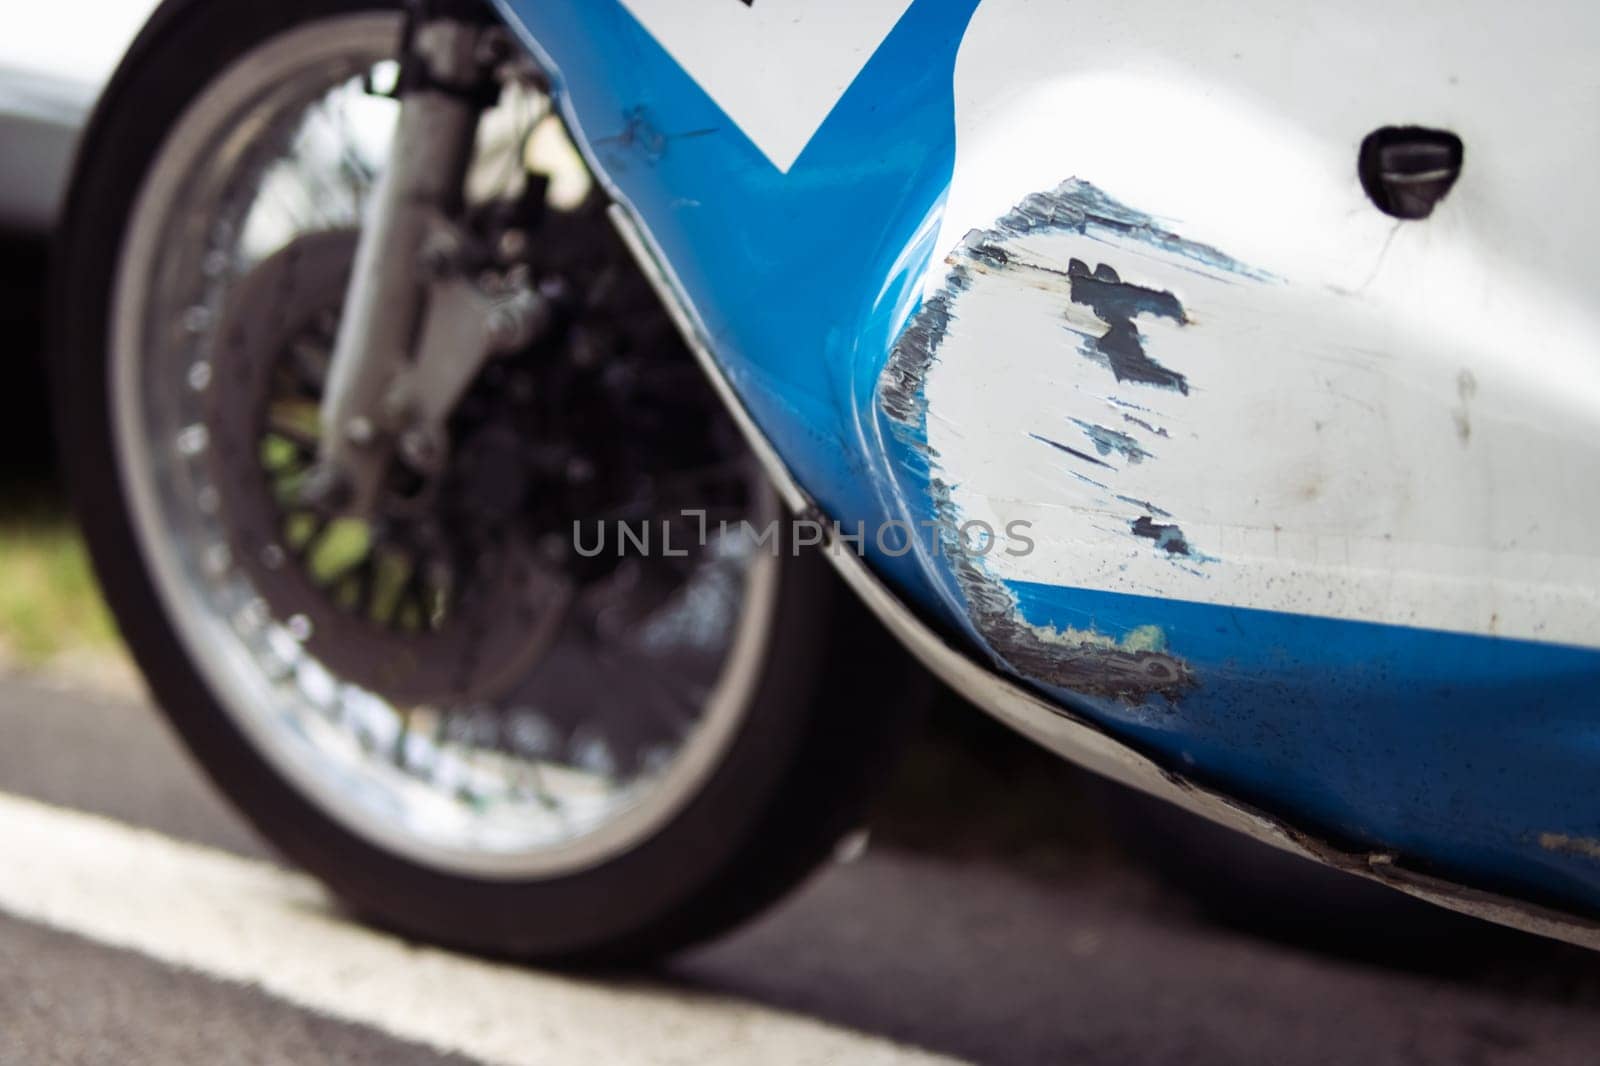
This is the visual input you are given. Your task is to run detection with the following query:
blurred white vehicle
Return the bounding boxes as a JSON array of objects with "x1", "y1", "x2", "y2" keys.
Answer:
[{"x1": 0, "y1": 3, "x2": 156, "y2": 230}]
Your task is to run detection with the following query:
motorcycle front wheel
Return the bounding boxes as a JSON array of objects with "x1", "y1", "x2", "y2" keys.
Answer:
[{"x1": 52, "y1": 0, "x2": 919, "y2": 964}]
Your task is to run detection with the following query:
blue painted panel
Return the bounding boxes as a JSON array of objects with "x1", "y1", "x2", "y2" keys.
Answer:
[
  {"x1": 495, "y1": 0, "x2": 981, "y2": 608},
  {"x1": 1010, "y1": 580, "x2": 1600, "y2": 915}
]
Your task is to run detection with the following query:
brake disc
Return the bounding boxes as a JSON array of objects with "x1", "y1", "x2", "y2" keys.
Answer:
[{"x1": 205, "y1": 230, "x2": 572, "y2": 706}]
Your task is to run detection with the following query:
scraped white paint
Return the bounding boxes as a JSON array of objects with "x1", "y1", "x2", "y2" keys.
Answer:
[
  {"x1": 0, "y1": 792, "x2": 961, "y2": 1066},
  {"x1": 914, "y1": 0, "x2": 1600, "y2": 648},
  {"x1": 616, "y1": 0, "x2": 914, "y2": 172}
]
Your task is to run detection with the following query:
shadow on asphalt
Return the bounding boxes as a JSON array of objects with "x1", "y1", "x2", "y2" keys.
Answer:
[{"x1": 671, "y1": 844, "x2": 1600, "y2": 1066}]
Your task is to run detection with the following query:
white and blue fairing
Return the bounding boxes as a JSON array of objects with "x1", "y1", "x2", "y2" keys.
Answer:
[{"x1": 492, "y1": 0, "x2": 1600, "y2": 919}]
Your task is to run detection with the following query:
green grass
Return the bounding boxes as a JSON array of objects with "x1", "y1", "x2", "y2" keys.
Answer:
[{"x1": 0, "y1": 503, "x2": 119, "y2": 666}]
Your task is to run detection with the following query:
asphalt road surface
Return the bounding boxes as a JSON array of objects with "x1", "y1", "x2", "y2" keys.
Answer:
[{"x1": 5, "y1": 675, "x2": 1600, "y2": 1064}]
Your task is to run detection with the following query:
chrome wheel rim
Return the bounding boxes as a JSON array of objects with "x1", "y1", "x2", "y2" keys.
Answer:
[{"x1": 110, "y1": 13, "x2": 781, "y2": 878}]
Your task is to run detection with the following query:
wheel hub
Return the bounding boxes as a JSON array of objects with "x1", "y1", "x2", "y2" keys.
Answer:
[{"x1": 205, "y1": 229, "x2": 571, "y2": 705}]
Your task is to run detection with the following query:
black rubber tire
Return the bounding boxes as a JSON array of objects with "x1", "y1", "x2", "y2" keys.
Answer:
[{"x1": 50, "y1": 0, "x2": 921, "y2": 966}]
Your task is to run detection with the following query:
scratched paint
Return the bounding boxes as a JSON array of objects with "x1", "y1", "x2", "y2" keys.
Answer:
[
  {"x1": 875, "y1": 181, "x2": 1249, "y2": 697},
  {"x1": 879, "y1": 173, "x2": 1600, "y2": 655},
  {"x1": 1069, "y1": 419, "x2": 1154, "y2": 464},
  {"x1": 1130, "y1": 516, "x2": 1191, "y2": 557},
  {"x1": 878, "y1": 265, "x2": 967, "y2": 461},
  {"x1": 1031, "y1": 433, "x2": 1115, "y2": 471},
  {"x1": 924, "y1": 477, "x2": 1194, "y2": 699},
  {"x1": 877, "y1": 180, "x2": 1258, "y2": 695},
  {"x1": 906, "y1": 180, "x2": 1261, "y2": 579},
  {"x1": 1539, "y1": 833, "x2": 1600, "y2": 862},
  {"x1": 1063, "y1": 259, "x2": 1191, "y2": 394}
]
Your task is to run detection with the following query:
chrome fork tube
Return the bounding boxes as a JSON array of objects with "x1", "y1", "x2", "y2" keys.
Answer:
[{"x1": 315, "y1": 20, "x2": 491, "y2": 514}]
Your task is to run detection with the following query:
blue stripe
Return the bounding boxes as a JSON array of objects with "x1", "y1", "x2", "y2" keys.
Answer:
[
  {"x1": 498, "y1": 0, "x2": 981, "y2": 606},
  {"x1": 1009, "y1": 579, "x2": 1600, "y2": 915}
]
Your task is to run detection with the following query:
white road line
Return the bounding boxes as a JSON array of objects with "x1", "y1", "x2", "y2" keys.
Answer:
[{"x1": 0, "y1": 792, "x2": 963, "y2": 1066}]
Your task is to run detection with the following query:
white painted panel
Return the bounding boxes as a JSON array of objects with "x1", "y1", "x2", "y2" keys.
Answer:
[
  {"x1": 914, "y1": 0, "x2": 1600, "y2": 646},
  {"x1": 617, "y1": 0, "x2": 914, "y2": 172}
]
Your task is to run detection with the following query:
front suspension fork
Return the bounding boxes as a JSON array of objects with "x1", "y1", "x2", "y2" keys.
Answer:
[{"x1": 314, "y1": 10, "x2": 514, "y2": 514}]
